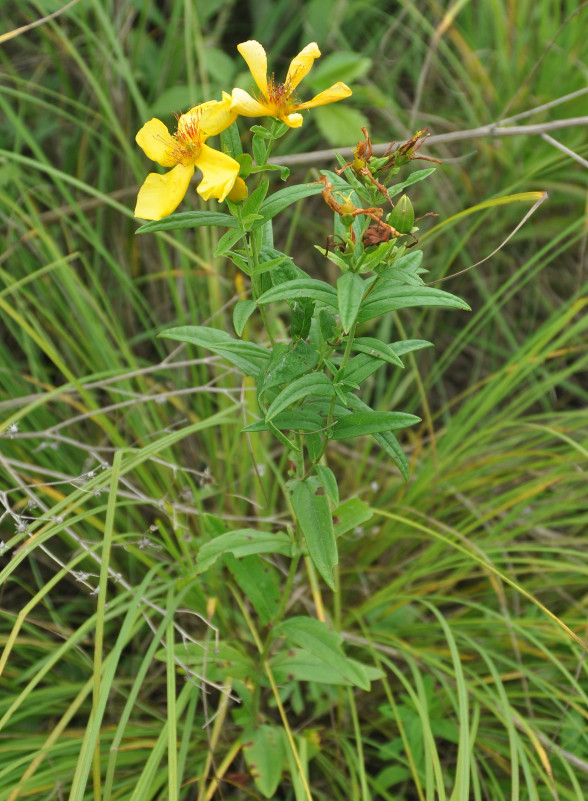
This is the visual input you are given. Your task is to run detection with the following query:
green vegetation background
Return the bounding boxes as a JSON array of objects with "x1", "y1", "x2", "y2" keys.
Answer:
[{"x1": 0, "y1": 1, "x2": 587, "y2": 799}]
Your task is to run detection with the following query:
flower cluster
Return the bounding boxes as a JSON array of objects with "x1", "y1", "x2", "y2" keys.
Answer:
[{"x1": 135, "y1": 41, "x2": 352, "y2": 221}]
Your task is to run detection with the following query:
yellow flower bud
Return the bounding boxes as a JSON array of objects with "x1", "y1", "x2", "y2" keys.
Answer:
[{"x1": 228, "y1": 177, "x2": 248, "y2": 202}]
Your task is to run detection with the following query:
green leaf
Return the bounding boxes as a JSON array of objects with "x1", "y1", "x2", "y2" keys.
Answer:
[
  {"x1": 250, "y1": 124, "x2": 273, "y2": 138},
  {"x1": 392, "y1": 339, "x2": 434, "y2": 357},
  {"x1": 331, "y1": 410, "x2": 420, "y2": 440},
  {"x1": 345, "y1": 395, "x2": 411, "y2": 480},
  {"x1": 333, "y1": 496, "x2": 373, "y2": 536},
  {"x1": 373, "y1": 430, "x2": 410, "y2": 480},
  {"x1": 392, "y1": 249, "x2": 424, "y2": 272},
  {"x1": 389, "y1": 168, "x2": 437, "y2": 199},
  {"x1": 314, "y1": 105, "x2": 369, "y2": 148},
  {"x1": 243, "y1": 409, "x2": 325, "y2": 433},
  {"x1": 268, "y1": 420, "x2": 300, "y2": 450},
  {"x1": 250, "y1": 162, "x2": 290, "y2": 181},
  {"x1": 157, "y1": 642, "x2": 254, "y2": 681},
  {"x1": 226, "y1": 250, "x2": 250, "y2": 274},
  {"x1": 291, "y1": 478, "x2": 337, "y2": 589},
  {"x1": 305, "y1": 432, "x2": 324, "y2": 463},
  {"x1": 276, "y1": 616, "x2": 369, "y2": 689},
  {"x1": 233, "y1": 300, "x2": 256, "y2": 336},
  {"x1": 224, "y1": 554, "x2": 281, "y2": 626},
  {"x1": 251, "y1": 255, "x2": 291, "y2": 276},
  {"x1": 256, "y1": 183, "x2": 324, "y2": 228},
  {"x1": 220, "y1": 121, "x2": 243, "y2": 158},
  {"x1": 242, "y1": 179, "x2": 269, "y2": 218},
  {"x1": 267, "y1": 250, "x2": 304, "y2": 283},
  {"x1": 252, "y1": 134, "x2": 267, "y2": 165},
  {"x1": 291, "y1": 297, "x2": 315, "y2": 341},
  {"x1": 349, "y1": 336, "x2": 405, "y2": 367},
  {"x1": 266, "y1": 373, "x2": 335, "y2": 421},
  {"x1": 258, "y1": 340, "x2": 319, "y2": 397},
  {"x1": 215, "y1": 227, "x2": 246, "y2": 257},
  {"x1": 270, "y1": 649, "x2": 383, "y2": 687},
  {"x1": 315, "y1": 244, "x2": 352, "y2": 272},
  {"x1": 337, "y1": 271, "x2": 365, "y2": 333},
  {"x1": 315, "y1": 464, "x2": 339, "y2": 506},
  {"x1": 337, "y1": 353, "x2": 389, "y2": 386},
  {"x1": 243, "y1": 725, "x2": 288, "y2": 799},
  {"x1": 358, "y1": 285, "x2": 471, "y2": 322},
  {"x1": 236, "y1": 152, "x2": 253, "y2": 178},
  {"x1": 195, "y1": 529, "x2": 293, "y2": 574},
  {"x1": 159, "y1": 325, "x2": 269, "y2": 377},
  {"x1": 135, "y1": 211, "x2": 238, "y2": 234},
  {"x1": 257, "y1": 278, "x2": 338, "y2": 309},
  {"x1": 319, "y1": 309, "x2": 338, "y2": 341}
]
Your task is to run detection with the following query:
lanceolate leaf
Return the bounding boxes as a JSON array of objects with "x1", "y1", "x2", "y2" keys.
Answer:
[
  {"x1": 224, "y1": 554, "x2": 281, "y2": 626},
  {"x1": 243, "y1": 409, "x2": 325, "y2": 433},
  {"x1": 338, "y1": 353, "x2": 389, "y2": 386},
  {"x1": 391, "y1": 339, "x2": 434, "y2": 356},
  {"x1": 390, "y1": 249, "x2": 424, "y2": 272},
  {"x1": 135, "y1": 211, "x2": 238, "y2": 234},
  {"x1": 270, "y1": 649, "x2": 384, "y2": 688},
  {"x1": 358, "y1": 285, "x2": 470, "y2": 322},
  {"x1": 346, "y1": 394, "x2": 411, "y2": 480},
  {"x1": 233, "y1": 300, "x2": 257, "y2": 336},
  {"x1": 291, "y1": 297, "x2": 315, "y2": 340},
  {"x1": 276, "y1": 616, "x2": 369, "y2": 689},
  {"x1": 243, "y1": 725, "x2": 288, "y2": 799},
  {"x1": 332, "y1": 497, "x2": 373, "y2": 536},
  {"x1": 315, "y1": 465, "x2": 339, "y2": 506},
  {"x1": 256, "y1": 183, "x2": 324, "y2": 227},
  {"x1": 257, "y1": 278, "x2": 338, "y2": 309},
  {"x1": 215, "y1": 227, "x2": 246, "y2": 257},
  {"x1": 331, "y1": 410, "x2": 420, "y2": 440},
  {"x1": 291, "y1": 478, "x2": 337, "y2": 589},
  {"x1": 337, "y1": 271, "x2": 365, "y2": 333},
  {"x1": 195, "y1": 529, "x2": 293, "y2": 574},
  {"x1": 258, "y1": 340, "x2": 319, "y2": 397},
  {"x1": 266, "y1": 373, "x2": 335, "y2": 421},
  {"x1": 349, "y1": 336, "x2": 405, "y2": 367},
  {"x1": 159, "y1": 325, "x2": 269, "y2": 377},
  {"x1": 388, "y1": 167, "x2": 436, "y2": 199},
  {"x1": 373, "y1": 430, "x2": 411, "y2": 481}
]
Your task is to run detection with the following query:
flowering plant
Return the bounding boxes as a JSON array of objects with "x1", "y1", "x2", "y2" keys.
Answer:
[{"x1": 135, "y1": 40, "x2": 469, "y2": 798}]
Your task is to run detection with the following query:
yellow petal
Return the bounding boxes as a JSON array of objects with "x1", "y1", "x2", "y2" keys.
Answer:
[
  {"x1": 195, "y1": 143, "x2": 240, "y2": 202},
  {"x1": 230, "y1": 88, "x2": 271, "y2": 118},
  {"x1": 296, "y1": 82, "x2": 352, "y2": 110},
  {"x1": 280, "y1": 112, "x2": 304, "y2": 128},
  {"x1": 134, "y1": 163, "x2": 195, "y2": 220},
  {"x1": 286, "y1": 42, "x2": 321, "y2": 90},
  {"x1": 181, "y1": 92, "x2": 237, "y2": 141},
  {"x1": 136, "y1": 118, "x2": 176, "y2": 167},
  {"x1": 237, "y1": 40, "x2": 269, "y2": 99}
]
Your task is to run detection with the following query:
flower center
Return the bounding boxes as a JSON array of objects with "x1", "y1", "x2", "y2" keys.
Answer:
[
  {"x1": 265, "y1": 73, "x2": 297, "y2": 114},
  {"x1": 170, "y1": 111, "x2": 203, "y2": 166}
]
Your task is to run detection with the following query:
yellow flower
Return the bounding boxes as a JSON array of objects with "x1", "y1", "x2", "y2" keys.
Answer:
[
  {"x1": 135, "y1": 92, "x2": 240, "y2": 220},
  {"x1": 231, "y1": 40, "x2": 352, "y2": 128}
]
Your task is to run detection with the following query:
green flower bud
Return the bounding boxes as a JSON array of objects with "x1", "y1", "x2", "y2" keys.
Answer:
[{"x1": 387, "y1": 194, "x2": 414, "y2": 234}]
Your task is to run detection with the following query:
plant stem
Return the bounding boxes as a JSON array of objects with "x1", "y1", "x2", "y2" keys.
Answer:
[
  {"x1": 316, "y1": 320, "x2": 359, "y2": 463},
  {"x1": 248, "y1": 232, "x2": 276, "y2": 345}
]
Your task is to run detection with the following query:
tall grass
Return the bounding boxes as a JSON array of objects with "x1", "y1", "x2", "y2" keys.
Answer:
[{"x1": 1, "y1": 1, "x2": 587, "y2": 799}]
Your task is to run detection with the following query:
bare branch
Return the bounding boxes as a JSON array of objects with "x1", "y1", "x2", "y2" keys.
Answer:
[
  {"x1": 541, "y1": 133, "x2": 588, "y2": 169},
  {"x1": 269, "y1": 117, "x2": 588, "y2": 168}
]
